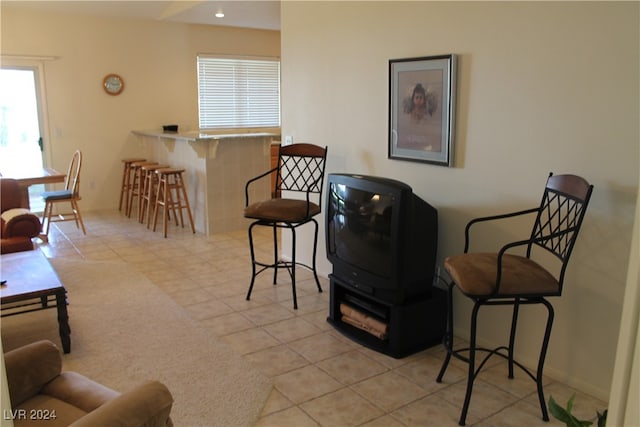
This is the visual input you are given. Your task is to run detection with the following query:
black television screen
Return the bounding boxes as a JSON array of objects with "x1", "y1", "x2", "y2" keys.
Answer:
[
  {"x1": 328, "y1": 185, "x2": 396, "y2": 279},
  {"x1": 326, "y1": 173, "x2": 438, "y2": 304}
]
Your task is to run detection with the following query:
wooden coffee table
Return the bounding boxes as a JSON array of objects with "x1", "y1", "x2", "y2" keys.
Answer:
[{"x1": 0, "y1": 250, "x2": 71, "y2": 353}]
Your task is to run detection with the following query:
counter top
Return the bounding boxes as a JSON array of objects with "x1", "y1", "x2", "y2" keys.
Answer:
[{"x1": 132, "y1": 129, "x2": 280, "y2": 142}]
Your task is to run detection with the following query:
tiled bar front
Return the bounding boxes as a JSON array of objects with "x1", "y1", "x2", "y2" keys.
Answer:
[{"x1": 131, "y1": 130, "x2": 278, "y2": 235}]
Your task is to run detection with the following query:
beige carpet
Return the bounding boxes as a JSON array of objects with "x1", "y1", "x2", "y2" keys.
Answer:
[{"x1": 1, "y1": 258, "x2": 272, "y2": 426}]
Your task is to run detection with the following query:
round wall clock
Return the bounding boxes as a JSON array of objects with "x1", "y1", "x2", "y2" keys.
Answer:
[{"x1": 103, "y1": 74, "x2": 124, "y2": 95}]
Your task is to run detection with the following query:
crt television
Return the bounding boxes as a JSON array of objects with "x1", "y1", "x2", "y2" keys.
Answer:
[{"x1": 325, "y1": 173, "x2": 438, "y2": 304}]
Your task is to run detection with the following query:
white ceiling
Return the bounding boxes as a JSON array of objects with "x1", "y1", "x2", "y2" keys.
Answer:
[{"x1": 2, "y1": 1, "x2": 281, "y2": 31}]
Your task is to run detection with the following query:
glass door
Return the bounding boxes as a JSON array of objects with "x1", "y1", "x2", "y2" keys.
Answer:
[{"x1": 0, "y1": 64, "x2": 49, "y2": 211}]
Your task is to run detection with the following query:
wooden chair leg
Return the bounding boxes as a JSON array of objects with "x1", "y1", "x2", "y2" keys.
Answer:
[
  {"x1": 152, "y1": 175, "x2": 163, "y2": 233},
  {"x1": 177, "y1": 174, "x2": 195, "y2": 233},
  {"x1": 163, "y1": 176, "x2": 169, "y2": 238},
  {"x1": 168, "y1": 183, "x2": 180, "y2": 226},
  {"x1": 42, "y1": 201, "x2": 53, "y2": 236},
  {"x1": 72, "y1": 199, "x2": 86, "y2": 234},
  {"x1": 119, "y1": 164, "x2": 129, "y2": 212},
  {"x1": 146, "y1": 173, "x2": 158, "y2": 228}
]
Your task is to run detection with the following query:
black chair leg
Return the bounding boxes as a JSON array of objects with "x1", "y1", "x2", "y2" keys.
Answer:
[
  {"x1": 246, "y1": 222, "x2": 258, "y2": 301},
  {"x1": 536, "y1": 299, "x2": 554, "y2": 422},
  {"x1": 290, "y1": 226, "x2": 298, "y2": 310},
  {"x1": 437, "y1": 282, "x2": 455, "y2": 382},
  {"x1": 272, "y1": 224, "x2": 278, "y2": 285},
  {"x1": 459, "y1": 302, "x2": 481, "y2": 426},
  {"x1": 508, "y1": 298, "x2": 521, "y2": 379},
  {"x1": 438, "y1": 288, "x2": 555, "y2": 425},
  {"x1": 311, "y1": 219, "x2": 322, "y2": 293},
  {"x1": 245, "y1": 219, "x2": 322, "y2": 310}
]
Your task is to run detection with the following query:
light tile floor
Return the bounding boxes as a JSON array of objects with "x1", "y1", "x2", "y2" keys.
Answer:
[{"x1": 38, "y1": 211, "x2": 607, "y2": 426}]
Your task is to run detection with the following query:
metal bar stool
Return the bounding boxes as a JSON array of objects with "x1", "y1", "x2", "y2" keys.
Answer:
[
  {"x1": 139, "y1": 163, "x2": 169, "y2": 225},
  {"x1": 152, "y1": 168, "x2": 195, "y2": 238},
  {"x1": 126, "y1": 161, "x2": 157, "y2": 218},
  {"x1": 244, "y1": 144, "x2": 327, "y2": 309},
  {"x1": 119, "y1": 158, "x2": 146, "y2": 212}
]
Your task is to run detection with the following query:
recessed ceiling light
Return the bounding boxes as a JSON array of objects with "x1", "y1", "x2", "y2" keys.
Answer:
[{"x1": 215, "y1": 11, "x2": 224, "y2": 18}]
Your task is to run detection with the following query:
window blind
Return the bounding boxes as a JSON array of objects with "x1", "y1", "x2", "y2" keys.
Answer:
[{"x1": 197, "y1": 56, "x2": 281, "y2": 129}]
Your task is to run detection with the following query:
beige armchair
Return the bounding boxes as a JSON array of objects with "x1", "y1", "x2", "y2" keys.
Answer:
[{"x1": 3, "y1": 340, "x2": 174, "y2": 427}]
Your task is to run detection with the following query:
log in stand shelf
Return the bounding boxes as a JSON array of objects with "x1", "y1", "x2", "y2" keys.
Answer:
[{"x1": 327, "y1": 274, "x2": 446, "y2": 359}]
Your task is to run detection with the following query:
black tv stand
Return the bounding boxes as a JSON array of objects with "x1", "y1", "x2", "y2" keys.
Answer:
[{"x1": 327, "y1": 275, "x2": 446, "y2": 358}]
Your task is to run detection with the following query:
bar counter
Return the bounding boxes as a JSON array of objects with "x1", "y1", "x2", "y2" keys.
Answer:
[{"x1": 131, "y1": 130, "x2": 279, "y2": 235}]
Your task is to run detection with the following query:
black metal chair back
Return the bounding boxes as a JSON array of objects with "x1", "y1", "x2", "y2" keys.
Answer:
[
  {"x1": 529, "y1": 174, "x2": 592, "y2": 287},
  {"x1": 276, "y1": 143, "x2": 327, "y2": 205}
]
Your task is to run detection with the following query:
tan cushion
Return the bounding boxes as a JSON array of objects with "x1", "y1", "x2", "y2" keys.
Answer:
[
  {"x1": 444, "y1": 253, "x2": 560, "y2": 297},
  {"x1": 4, "y1": 340, "x2": 62, "y2": 407},
  {"x1": 42, "y1": 372, "x2": 119, "y2": 413},
  {"x1": 70, "y1": 381, "x2": 174, "y2": 427},
  {"x1": 244, "y1": 198, "x2": 320, "y2": 222}
]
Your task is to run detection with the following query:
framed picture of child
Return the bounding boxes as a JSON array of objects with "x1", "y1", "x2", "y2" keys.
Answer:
[{"x1": 388, "y1": 54, "x2": 457, "y2": 166}]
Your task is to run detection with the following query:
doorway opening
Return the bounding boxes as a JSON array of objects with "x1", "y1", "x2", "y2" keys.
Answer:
[{"x1": 0, "y1": 66, "x2": 48, "y2": 212}]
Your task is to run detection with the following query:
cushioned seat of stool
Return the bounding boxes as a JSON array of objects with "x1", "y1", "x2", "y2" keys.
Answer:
[
  {"x1": 244, "y1": 199, "x2": 320, "y2": 223},
  {"x1": 444, "y1": 253, "x2": 560, "y2": 297},
  {"x1": 42, "y1": 190, "x2": 73, "y2": 201}
]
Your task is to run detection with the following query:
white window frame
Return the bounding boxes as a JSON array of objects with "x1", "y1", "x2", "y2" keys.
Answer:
[{"x1": 197, "y1": 54, "x2": 281, "y2": 130}]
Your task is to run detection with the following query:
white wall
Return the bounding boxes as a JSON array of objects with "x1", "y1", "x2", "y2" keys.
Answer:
[
  {"x1": 0, "y1": 6, "x2": 280, "y2": 212},
  {"x1": 281, "y1": 1, "x2": 639, "y2": 399},
  {"x1": 608, "y1": 182, "x2": 640, "y2": 425}
]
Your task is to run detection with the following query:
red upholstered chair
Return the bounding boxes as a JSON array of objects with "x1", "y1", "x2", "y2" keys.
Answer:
[
  {"x1": 436, "y1": 173, "x2": 593, "y2": 426},
  {"x1": 1, "y1": 178, "x2": 42, "y2": 254}
]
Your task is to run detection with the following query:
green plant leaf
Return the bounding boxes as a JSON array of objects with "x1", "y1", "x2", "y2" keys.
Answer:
[
  {"x1": 548, "y1": 395, "x2": 593, "y2": 427},
  {"x1": 549, "y1": 395, "x2": 573, "y2": 423},
  {"x1": 567, "y1": 393, "x2": 576, "y2": 413}
]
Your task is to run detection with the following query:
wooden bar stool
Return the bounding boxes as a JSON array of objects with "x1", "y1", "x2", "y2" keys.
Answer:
[
  {"x1": 139, "y1": 163, "x2": 169, "y2": 225},
  {"x1": 127, "y1": 161, "x2": 157, "y2": 218},
  {"x1": 119, "y1": 158, "x2": 146, "y2": 212},
  {"x1": 152, "y1": 168, "x2": 195, "y2": 238}
]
